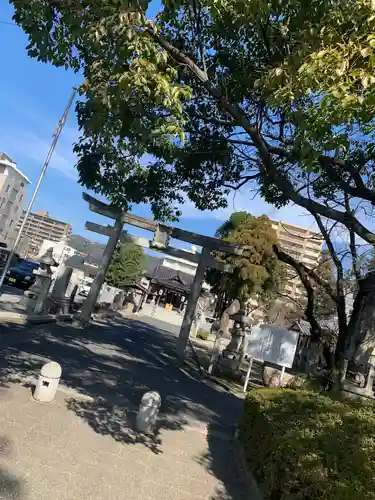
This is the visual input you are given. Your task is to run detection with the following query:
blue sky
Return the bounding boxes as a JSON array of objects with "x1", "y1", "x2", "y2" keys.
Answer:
[{"x1": 0, "y1": 3, "x2": 320, "y2": 252}]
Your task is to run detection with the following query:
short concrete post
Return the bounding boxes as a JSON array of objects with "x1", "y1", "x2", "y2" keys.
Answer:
[
  {"x1": 135, "y1": 391, "x2": 161, "y2": 433},
  {"x1": 33, "y1": 361, "x2": 62, "y2": 403}
]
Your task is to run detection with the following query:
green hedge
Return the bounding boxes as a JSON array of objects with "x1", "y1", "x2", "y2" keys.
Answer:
[{"x1": 238, "y1": 389, "x2": 375, "y2": 500}]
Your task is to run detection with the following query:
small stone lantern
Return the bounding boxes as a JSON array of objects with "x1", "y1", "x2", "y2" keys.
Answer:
[{"x1": 219, "y1": 309, "x2": 251, "y2": 372}]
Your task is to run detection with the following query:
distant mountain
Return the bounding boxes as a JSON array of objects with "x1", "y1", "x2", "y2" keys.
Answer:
[
  {"x1": 68, "y1": 235, "x2": 163, "y2": 271},
  {"x1": 68, "y1": 235, "x2": 106, "y2": 265}
]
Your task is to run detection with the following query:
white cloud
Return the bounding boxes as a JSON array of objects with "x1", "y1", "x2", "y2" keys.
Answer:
[
  {"x1": 2, "y1": 129, "x2": 78, "y2": 182},
  {"x1": 0, "y1": 89, "x2": 80, "y2": 182}
]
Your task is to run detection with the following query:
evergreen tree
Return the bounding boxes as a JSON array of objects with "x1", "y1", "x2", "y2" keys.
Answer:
[
  {"x1": 106, "y1": 243, "x2": 144, "y2": 288},
  {"x1": 207, "y1": 212, "x2": 285, "y2": 307}
]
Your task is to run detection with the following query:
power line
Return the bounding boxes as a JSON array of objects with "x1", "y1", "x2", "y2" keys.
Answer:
[{"x1": 0, "y1": 87, "x2": 77, "y2": 290}]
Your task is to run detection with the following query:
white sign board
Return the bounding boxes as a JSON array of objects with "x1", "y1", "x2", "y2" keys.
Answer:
[{"x1": 246, "y1": 324, "x2": 299, "y2": 368}]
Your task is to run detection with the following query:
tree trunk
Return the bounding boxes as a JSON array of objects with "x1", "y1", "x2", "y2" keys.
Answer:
[
  {"x1": 331, "y1": 282, "x2": 348, "y2": 385},
  {"x1": 344, "y1": 273, "x2": 375, "y2": 366},
  {"x1": 304, "y1": 340, "x2": 323, "y2": 374}
]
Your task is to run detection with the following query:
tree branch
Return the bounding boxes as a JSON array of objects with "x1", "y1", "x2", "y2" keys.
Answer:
[
  {"x1": 275, "y1": 291, "x2": 304, "y2": 310},
  {"x1": 226, "y1": 138, "x2": 255, "y2": 147},
  {"x1": 344, "y1": 194, "x2": 361, "y2": 283},
  {"x1": 197, "y1": 114, "x2": 233, "y2": 126},
  {"x1": 192, "y1": 0, "x2": 207, "y2": 73},
  {"x1": 273, "y1": 245, "x2": 324, "y2": 342},
  {"x1": 145, "y1": 23, "x2": 375, "y2": 244},
  {"x1": 313, "y1": 214, "x2": 344, "y2": 284},
  {"x1": 305, "y1": 205, "x2": 349, "y2": 366},
  {"x1": 146, "y1": 22, "x2": 208, "y2": 81},
  {"x1": 220, "y1": 173, "x2": 260, "y2": 190},
  {"x1": 273, "y1": 244, "x2": 338, "y2": 303},
  {"x1": 267, "y1": 144, "x2": 375, "y2": 204},
  {"x1": 262, "y1": 166, "x2": 375, "y2": 245}
]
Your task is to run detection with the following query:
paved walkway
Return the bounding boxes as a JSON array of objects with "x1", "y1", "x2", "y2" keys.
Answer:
[{"x1": 0, "y1": 316, "x2": 256, "y2": 500}]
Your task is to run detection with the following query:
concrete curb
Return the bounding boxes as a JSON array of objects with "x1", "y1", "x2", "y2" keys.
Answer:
[
  {"x1": 0, "y1": 311, "x2": 73, "y2": 326},
  {"x1": 234, "y1": 431, "x2": 263, "y2": 500}
]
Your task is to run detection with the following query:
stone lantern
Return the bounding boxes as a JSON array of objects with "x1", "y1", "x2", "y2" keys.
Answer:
[
  {"x1": 21, "y1": 248, "x2": 56, "y2": 313},
  {"x1": 219, "y1": 308, "x2": 251, "y2": 372}
]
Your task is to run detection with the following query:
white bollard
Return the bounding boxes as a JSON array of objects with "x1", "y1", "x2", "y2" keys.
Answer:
[
  {"x1": 33, "y1": 361, "x2": 62, "y2": 403},
  {"x1": 135, "y1": 391, "x2": 161, "y2": 433}
]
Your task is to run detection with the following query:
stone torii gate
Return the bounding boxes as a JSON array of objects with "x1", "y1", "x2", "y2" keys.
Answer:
[{"x1": 80, "y1": 193, "x2": 247, "y2": 357}]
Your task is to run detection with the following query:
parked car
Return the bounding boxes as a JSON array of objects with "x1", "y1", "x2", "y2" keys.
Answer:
[{"x1": 5, "y1": 259, "x2": 39, "y2": 290}]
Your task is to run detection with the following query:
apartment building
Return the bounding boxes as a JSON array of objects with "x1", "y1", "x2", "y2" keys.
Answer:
[
  {"x1": 271, "y1": 220, "x2": 324, "y2": 299},
  {"x1": 0, "y1": 153, "x2": 30, "y2": 248},
  {"x1": 16, "y1": 210, "x2": 72, "y2": 257}
]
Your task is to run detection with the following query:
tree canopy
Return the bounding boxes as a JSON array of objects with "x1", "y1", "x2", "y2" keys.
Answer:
[
  {"x1": 10, "y1": 0, "x2": 375, "y2": 242},
  {"x1": 106, "y1": 242, "x2": 144, "y2": 288},
  {"x1": 207, "y1": 212, "x2": 285, "y2": 305}
]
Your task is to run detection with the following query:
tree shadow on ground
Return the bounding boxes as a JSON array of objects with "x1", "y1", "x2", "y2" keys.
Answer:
[
  {"x1": 65, "y1": 395, "x2": 189, "y2": 454},
  {"x1": 0, "y1": 436, "x2": 25, "y2": 499},
  {"x1": 195, "y1": 423, "x2": 254, "y2": 500},
  {"x1": 0, "y1": 315, "x2": 247, "y2": 497}
]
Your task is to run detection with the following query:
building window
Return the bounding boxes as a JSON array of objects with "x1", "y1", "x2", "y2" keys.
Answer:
[
  {"x1": 19, "y1": 194, "x2": 23, "y2": 203},
  {"x1": 9, "y1": 220, "x2": 13, "y2": 228},
  {"x1": 10, "y1": 188, "x2": 18, "y2": 201},
  {"x1": 20, "y1": 182, "x2": 24, "y2": 188},
  {"x1": 5, "y1": 185, "x2": 10, "y2": 193}
]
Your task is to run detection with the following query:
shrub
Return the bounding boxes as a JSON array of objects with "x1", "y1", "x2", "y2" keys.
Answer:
[
  {"x1": 196, "y1": 329, "x2": 209, "y2": 341},
  {"x1": 238, "y1": 388, "x2": 375, "y2": 500}
]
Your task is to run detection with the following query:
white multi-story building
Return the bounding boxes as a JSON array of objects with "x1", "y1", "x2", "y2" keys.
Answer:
[
  {"x1": 271, "y1": 220, "x2": 325, "y2": 299},
  {"x1": 17, "y1": 210, "x2": 72, "y2": 257},
  {"x1": 0, "y1": 153, "x2": 30, "y2": 248}
]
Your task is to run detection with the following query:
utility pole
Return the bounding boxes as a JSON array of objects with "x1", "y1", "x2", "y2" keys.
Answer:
[
  {"x1": 79, "y1": 214, "x2": 124, "y2": 324},
  {"x1": 0, "y1": 87, "x2": 77, "y2": 290}
]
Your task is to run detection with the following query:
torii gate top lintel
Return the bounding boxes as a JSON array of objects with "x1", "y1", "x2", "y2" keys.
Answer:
[{"x1": 82, "y1": 192, "x2": 248, "y2": 256}]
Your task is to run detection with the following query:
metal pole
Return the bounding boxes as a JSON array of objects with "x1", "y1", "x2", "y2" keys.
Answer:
[
  {"x1": 79, "y1": 215, "x2": 124, "y2": 324},
  {"x1": 0, "y1": 87, "x2": 76, "y2": 291},
  {"x1": 279, "y1": 365, "x2": 285, "y2": 387},
  {"x1": 176, "y1": 247, "x2": 210, "y2": 358},
  {"x1": 243, "y1": 357, "x2": 253, "y2": 393}
]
